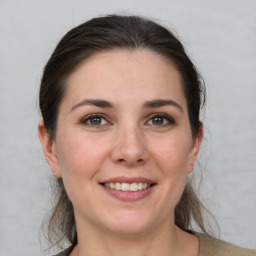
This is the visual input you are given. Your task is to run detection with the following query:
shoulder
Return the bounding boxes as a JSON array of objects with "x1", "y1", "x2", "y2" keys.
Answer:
[{"x1": 196, "y1": 233, "x2": 256, "y2": 256}]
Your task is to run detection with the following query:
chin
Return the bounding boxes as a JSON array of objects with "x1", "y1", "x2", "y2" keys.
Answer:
[
  {"x1": 108, "y1": 223, "x2": 150, "y2": 236},
  {"x1": 103, "y1": 211, "x2": 157, "y2": 235}
]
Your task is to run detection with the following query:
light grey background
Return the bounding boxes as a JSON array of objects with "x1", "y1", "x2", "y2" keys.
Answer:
[{"x1": 0, "y1": 0, "x2": 255, "y2": 255}]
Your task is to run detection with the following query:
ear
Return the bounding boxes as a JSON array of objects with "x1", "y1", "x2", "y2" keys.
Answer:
[
  {"x1": 188, "y1": 124, "x2": 203, "y2": 174},
  {"x1": 38, "y1": 120, "x2": 62, "y2": 178}
]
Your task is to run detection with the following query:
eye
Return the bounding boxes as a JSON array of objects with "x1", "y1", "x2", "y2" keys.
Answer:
[
  {"x1": 146, "y1": 114, "x2": 175, "y2": 126},
  {"x1": 81, "y1": 114, "x2": 109, "y2": 126}
]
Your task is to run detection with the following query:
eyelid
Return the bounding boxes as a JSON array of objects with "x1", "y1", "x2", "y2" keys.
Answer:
[
  {"x1": 80, "y1": 112, "x2": 175, "y2": 127},
  {"x1": 80, "y1": 113, "x2": 110, "y2": 126},
  {"x1": 145, "y1": 113, "x2": 175, "y2": 126}
]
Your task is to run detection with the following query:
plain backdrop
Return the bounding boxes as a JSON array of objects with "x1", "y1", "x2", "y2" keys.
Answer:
[{"x1": 0, "y1": 0, "x2": 255, "y2": 255}]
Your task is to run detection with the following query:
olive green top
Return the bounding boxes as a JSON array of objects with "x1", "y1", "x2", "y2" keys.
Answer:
[
  {"x1": 196, "y1": 233, "x2": 256, "y2": 256},
  {"x1": 54, "y1": 233, "x2": 256, "y2": 256}
]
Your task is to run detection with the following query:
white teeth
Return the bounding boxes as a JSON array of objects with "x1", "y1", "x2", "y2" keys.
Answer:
[
  {"x1": 130, "y1": 183, "x2": 138, "y2": 191},
  {"x1": 121, "y1": 183, "x2": 130, "y2": 191},
  {"x1": 103, "y1": 182, "x2": 151, "y2": 192},
  {"x1": 115, "y1": 183, "x2": 121, "y2": 190}
]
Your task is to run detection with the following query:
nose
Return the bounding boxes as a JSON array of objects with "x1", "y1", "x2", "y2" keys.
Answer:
[{"x1": 110, "y1": 126, "x2": 149, "y2": 166}]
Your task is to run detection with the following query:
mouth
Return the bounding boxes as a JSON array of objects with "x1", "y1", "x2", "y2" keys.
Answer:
[
  {"x1": 99, "y1": 177, "x2": 157, "y2": 201},
  {"x1": 100, "y1": 182, "x2": 155, "y2": 192}
]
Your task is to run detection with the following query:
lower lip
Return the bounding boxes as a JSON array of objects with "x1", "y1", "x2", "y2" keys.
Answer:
[{"x1": 101, "y1": 185, "x2": 156, "y2": 202}]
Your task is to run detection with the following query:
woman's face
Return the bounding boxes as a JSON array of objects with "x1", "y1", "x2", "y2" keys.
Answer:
[{"x1": 40, "y1": 49, "x2": 202, "y2": 235}]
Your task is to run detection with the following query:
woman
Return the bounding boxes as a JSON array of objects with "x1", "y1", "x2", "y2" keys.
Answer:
[{"x1": 38, "y1": 15, "x2": 255, "y2": 256}]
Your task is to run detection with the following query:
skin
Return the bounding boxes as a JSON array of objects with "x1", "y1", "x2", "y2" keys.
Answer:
[{"x1": 39, "y1": 49, "x2": 203, "y2": 256}]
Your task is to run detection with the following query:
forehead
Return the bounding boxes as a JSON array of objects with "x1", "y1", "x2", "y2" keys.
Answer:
[{"x1": 63, "y1": 49, "x2": 186, "y2": 107}]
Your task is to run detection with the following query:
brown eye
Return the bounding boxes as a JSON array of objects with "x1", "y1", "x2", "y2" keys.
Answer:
[
  {"x1": 89, "y1": 116, "x2": 102, "y2": 125},
  {"x1": 152, "y1": 116, "x2": 164, "y2": 125},
  {"x1": 147, "y1": 114, "x2": 174, "y2": 126},
  {"x1": 81, "y1": 114, "x2": 109, "y2": 126}
]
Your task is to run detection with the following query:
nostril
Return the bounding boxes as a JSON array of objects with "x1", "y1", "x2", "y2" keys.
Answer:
[
  {"x1": 115, "y1": 158, "x2": 144, "y2": 165},
  {"x1": 117, "y1": 159, "x2": 126, "y2": 163}
]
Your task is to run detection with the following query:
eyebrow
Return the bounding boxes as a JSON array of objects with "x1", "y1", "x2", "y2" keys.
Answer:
[
  {"x1": 143, "y1": 99, "x2": 183, "y2": 112},
  {"x1": 70, "y1": 99, "x2": 114, "y2": 112},
  {"x1": 70, "y1": 98, "x2": 183, "y2": 112}
]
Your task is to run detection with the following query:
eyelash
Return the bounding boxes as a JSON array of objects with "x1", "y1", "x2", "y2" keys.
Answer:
[
  {"x1": 81, "y1": 114, "x2": 110, "y2": 127},
  {"x1": 80, "y1": 113, "x2": 175, "y2": 127},
  {"x1": 146, "y1": 113, "x2": 175, "y2": 126}
]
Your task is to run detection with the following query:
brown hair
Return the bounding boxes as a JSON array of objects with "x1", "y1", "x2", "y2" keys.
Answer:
[{"x1": 40, "y1": 15, "x2": 209, "y2": 247}]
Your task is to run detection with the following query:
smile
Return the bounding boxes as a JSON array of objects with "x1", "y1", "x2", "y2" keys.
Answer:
[
  {"x1": 100, "y1": 178, "x2": 157, "y2": 201},
  {"x1": 102, "y1": 182, "x2": 152, "y2": 192}
]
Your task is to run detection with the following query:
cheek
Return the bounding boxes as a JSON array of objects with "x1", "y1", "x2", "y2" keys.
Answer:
[
  {"x1": 55, "y1": 134, "x2": 111, "y2": 209},
  {"x1": 152, "y1": 134, "x2": 192, "y2": 176},
  {"x1": 56, "y1": 133, "x2": 109, "y2": 179},
  {"x1": 148, "y1": 135, "x2": 192, "y2": 217}
]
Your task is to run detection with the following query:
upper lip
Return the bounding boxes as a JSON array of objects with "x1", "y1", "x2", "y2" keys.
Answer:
[{"x1": 100, "y1": 176, "x2": 156, "y2": 184}]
